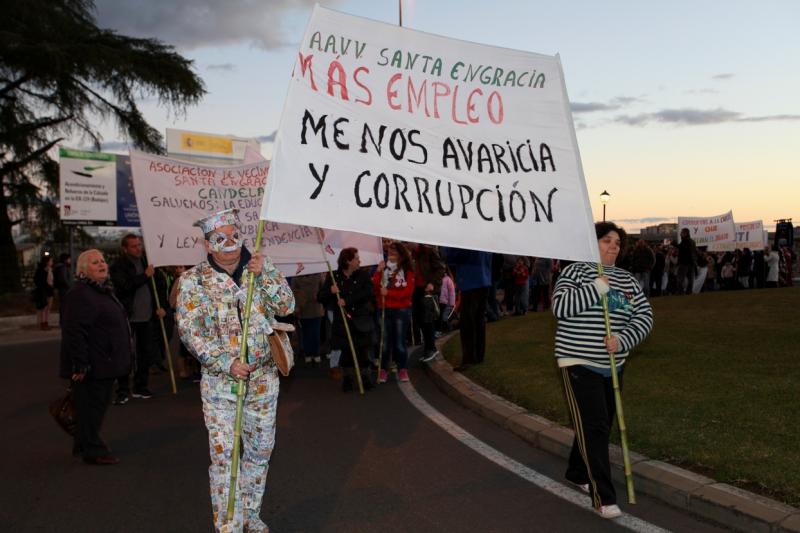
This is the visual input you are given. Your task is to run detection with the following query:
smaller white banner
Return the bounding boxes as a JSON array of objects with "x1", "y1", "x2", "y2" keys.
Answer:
[
  {"x1": 734, "y1": 220, "x2": 766, "y2": 250},
  {"x1": 129, "y1": 150, "x2": 382, "y2": 275},
  {"x1": 677, "y1": 211, "x2": 736, "y2": 251}
]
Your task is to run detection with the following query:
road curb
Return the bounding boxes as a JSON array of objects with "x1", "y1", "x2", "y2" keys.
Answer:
[
  {"x1": 0, "y1": 313, "x2": 60, "y2": 331},
  {"x1": 425, "y1": 334, "x2": 799, "y2": 532}
]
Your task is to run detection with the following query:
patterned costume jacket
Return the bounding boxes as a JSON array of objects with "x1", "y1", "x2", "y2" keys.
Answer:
[{"x1": 176, "y1": 255, "x2": 295, "y2": 397}]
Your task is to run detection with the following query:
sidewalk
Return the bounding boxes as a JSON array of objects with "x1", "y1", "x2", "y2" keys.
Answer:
[
  {"x1": 0, "y1": 314, "x2": 62, "y2": 346},
  {"x1": 425, "y1": 333, "x2": 800, "y2": 533}
]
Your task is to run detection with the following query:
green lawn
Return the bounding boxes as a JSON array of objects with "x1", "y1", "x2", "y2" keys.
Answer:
[{"x1": 442, "y1": 287, "x2": 800, "y2": 506}]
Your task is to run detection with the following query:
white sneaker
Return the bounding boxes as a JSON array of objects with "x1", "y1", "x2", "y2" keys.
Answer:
[
  {"x1": 597, "y1": 504, "x2": 622, "y2": 519},
  {"x1": 420, "y1": 350, "x2": 439, "y2": 362},
  {"x1": 577, "y1": 483, "x2": 589, "y2": 493}
]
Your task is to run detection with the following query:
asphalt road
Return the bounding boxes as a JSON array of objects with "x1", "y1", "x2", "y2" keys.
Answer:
[{"x1": 1, "y1": 338, "x2": 727, "y2": 532}]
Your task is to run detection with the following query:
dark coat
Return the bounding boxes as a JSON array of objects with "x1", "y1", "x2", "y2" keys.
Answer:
[
  {"x1": 318, "y1": 268, "x2": 376, "y2": 358},
  {"x1": 33, "y1": 266, "x2": 54, "y2": 308},
  {"x1": 412, "y1": 246, "x2": 446, "y2": 294},
  {"x1": 54, "y1": 262, "x2": 72, "y2": 292},
  {"x1": 59, "y1": 280, "x2": 132, "y2": 379},
  {"x1": 678, "y1": 237, "x2": 697, "y2": 266},
  {"x1": 631, "y1": 245, "x2": 656, "y2": 273},
  {"x1": 110, "y1": 254, "x2": 162, "y2": 318},
  {"x1": 440, "y1": 248, "x2": 492, "y2": 291}
]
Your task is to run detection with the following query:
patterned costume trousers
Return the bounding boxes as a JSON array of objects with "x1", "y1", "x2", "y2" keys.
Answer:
[{"x1": 201, "y1": 372, "x2": 279, "y2": 533}]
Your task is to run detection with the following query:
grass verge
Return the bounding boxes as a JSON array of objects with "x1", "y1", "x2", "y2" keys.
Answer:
[{"x1": 441, "y1": 287, "x2": 800, "y2": 506}]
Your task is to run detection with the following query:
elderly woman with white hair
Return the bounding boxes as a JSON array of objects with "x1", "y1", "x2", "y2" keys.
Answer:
[{"x1": 59, "y1": 249, "x2": 132, "y2": 465}]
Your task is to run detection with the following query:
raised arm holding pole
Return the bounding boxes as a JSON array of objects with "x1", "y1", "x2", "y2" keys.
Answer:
[{"x1": 316, "y1": 229, "x2": 365, "y2": 395}]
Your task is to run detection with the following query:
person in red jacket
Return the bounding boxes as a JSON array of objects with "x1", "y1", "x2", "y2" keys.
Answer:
[
  {"x1": 512, "y1": 257, "x2": 531, "y2": 315},
  {"x1": 373, "y1": 241, "x2": 415, "y2": 383}
]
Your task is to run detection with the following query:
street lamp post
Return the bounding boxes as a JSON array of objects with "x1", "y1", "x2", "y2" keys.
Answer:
[{"x1": 600, "y1": 190, "x2": 610, "y2": 222}]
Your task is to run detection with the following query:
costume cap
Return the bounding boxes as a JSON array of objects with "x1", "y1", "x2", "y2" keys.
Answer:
[{"x1": 193, "y1": 208, "x2": 240, "y2": 234}]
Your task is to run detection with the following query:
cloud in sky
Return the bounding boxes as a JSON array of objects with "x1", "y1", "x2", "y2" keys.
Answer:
[
  {"x1": 570, "y1": 95, "x2": 644, "y2": 114},
  {"x1": 712, "y1": 73, "x2": 735, "y2": 81},
  {"x1": 610, "y1": 96, "x2": 645, "y2": 106},
  {"x1": 571, "y1": 102, "x2": 618, "y2": 113},
  {"x1": 737, "y1": 114, "x2": 800, "y2": 122},
  {"x1": 94, "y1": 0, "x2": 322, "y2": 50},
  {"x1": 613, "y1": 217, "x2": 677, "y2": 233},
  {"x1": 617, "y1": 217, "x2": 675, "y2": 224},
  {"x1": 613, "y1": 108, "x2": 800, "y2": 126},
  {"x1": 684, "y1": 88, "x2": 719, "y2": 95},
  {"x1": 98, "y1": 141, "x2": 133, "y2": 152},
  {"x1": 207, "y1": 63, "x2": 236, "y2": 72}
]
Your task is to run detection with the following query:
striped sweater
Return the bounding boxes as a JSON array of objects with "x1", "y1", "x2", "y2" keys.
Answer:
[{"x1": 552, "y1": 262, "x2": 653, "y2": 369}]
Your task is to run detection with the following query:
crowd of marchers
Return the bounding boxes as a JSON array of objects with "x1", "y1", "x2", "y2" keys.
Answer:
[
  {"x1": 39, "y1": 227, "x2": 797, "y2": 462},
  {"x1": 41, "y1": 218, "x2": 797, "y2": 527}
]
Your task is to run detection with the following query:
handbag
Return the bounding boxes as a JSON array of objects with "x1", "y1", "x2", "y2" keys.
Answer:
[
  {"x1": 268, "y1": 322, "x2": 295, "y2": 377},
  {"x1": 423, "y1": 294, "x2": 440, "y2": 324},
  {"x1": 49, "y1": 386, "x2": 77, "y2": 436}
]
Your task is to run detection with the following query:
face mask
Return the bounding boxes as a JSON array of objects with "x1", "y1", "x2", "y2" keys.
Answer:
[{"x1": 208, "y1": 230, "x2": 243, "y2": 253}]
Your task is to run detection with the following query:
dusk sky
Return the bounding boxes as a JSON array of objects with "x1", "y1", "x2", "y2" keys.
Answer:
[{"x1": 90, "y1": 0, "x2": 799, "y2": 231}]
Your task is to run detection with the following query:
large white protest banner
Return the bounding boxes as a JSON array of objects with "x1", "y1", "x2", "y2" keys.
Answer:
[
  {"x1": 59, "y1": 148, "x2": 118, "y2": 225},
  {"x1": 129, "y1": 150, "x2": 382, "y2": 274},
  {"x1": 260, "y1": 6, "x2": 599, "y2": 262},
  {"x1": 677, "y1": 211, "x2": 736, "y2": 251},
  {"x1": 734, "y1": 220, "x2": 766, "y2": 250}
]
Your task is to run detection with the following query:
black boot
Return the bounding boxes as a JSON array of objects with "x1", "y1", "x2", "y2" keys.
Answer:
[
  {"x1": 342, "y1": 375, "x2": 354, "y2": 393},
  {"x1": 361, "y1": 370, "x2": 374, "y2": 391}
]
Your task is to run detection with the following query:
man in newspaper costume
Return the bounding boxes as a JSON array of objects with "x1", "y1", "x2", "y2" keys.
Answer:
[{"x1": 176, "y1": 208, "x2": 294, "y2": 532}]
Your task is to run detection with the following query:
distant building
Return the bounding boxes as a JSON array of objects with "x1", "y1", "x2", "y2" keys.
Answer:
[{"x1": 640, "y1": 223, "x2": 678, "y2": 241}]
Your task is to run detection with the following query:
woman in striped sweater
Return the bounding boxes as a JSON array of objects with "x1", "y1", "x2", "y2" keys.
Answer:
[{"x1": 552, "y1": 222, "x2": 654, "y2": 519}]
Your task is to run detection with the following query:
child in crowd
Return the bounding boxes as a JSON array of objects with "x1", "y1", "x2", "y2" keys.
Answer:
[
  {"x1": 437, "y1": 266, "x2": 456, "y2": 336},
  {"x1": 720, "y1": 260, "x2": 735, "y2": 290}
]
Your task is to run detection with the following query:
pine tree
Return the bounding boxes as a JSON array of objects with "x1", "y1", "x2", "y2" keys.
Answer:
[{"x1": 0, "y1": 0, "x2": 205, "y2": 293}]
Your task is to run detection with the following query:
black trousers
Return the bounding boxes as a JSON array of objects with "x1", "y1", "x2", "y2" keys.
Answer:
[
  {"x1": 459, "y1": 287, "x2": 488, "y2": 365},
  {"x1": 561, "y1": 365, "x2": 623, "y2": 507},
  {"x1": 676, "y1": 264, "x2": 695, "y2": 295},
  {"x1": 72, "y1": 378, "x2": 114, "y2": 459},
  {"x1": 412, "y1": 287, "x2": 436, "y2": 352},
  {"x1": 117, "y1": 319, "x2": 157, "y2": 394}
]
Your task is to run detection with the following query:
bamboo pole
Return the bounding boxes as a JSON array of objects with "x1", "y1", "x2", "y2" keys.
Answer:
[
  {"x1": 226, "y1": 220, "x2": 266, "y2": 520},
  {"x1": 597, "y1": 263, "x2": 636, "y2": 504},
  {"x1": 377, "y1": 271, "x2": 387, "y2": 382},
  {"x1": 316, "y1": 230, "x2": 364, "y2": 395},
  {"x1": 137, "y1": 231, "x2": 177, "y2": 395},
  {"x1": 150, "y1": 276, "x2": 177, "y2": 395}
]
